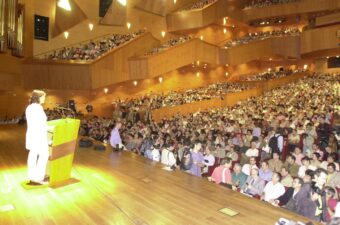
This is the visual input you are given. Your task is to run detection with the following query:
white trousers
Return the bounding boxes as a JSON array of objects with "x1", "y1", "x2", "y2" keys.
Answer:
[{"x1": 27, "y1": 150, "x2": 49, "y2": 182}]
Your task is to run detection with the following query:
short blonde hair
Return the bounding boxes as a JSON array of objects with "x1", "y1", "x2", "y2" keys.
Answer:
[{"x1": 29, "y1": 90, "x2": 46, "y2": 104}]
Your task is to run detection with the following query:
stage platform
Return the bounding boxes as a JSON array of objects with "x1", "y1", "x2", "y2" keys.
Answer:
[{"x1": 0, "y1": 125, "x2": 318, "y2": 225}]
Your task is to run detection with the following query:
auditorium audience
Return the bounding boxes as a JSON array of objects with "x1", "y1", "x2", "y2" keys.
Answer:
[
  {"x1": 180, "y1": 0, "x2": 217, "y2": 11},
  {"x1": 44, "y1": 29, "x2": 145, "y2": 61},
  {"x1": 112, "y1": 82, "x2": 249, "y2": 112},
  {"x1": 224, "y1": 28, "x2": 300, "y2": 49},
  {"x1": 243, "y1": 0, "x2": 300, "y2": 9},
  {"x1": 77, "y1": 72, "x2": 339, "y2": 223},
  {"x1": 240, "y1": 69, "x2": 304, "y2": 82},
  {"x1": 145, "y1": 36, "x2": 192, "y2": 56}
]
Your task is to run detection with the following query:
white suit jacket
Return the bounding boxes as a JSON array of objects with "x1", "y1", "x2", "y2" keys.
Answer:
[{"x1": 25, "y1": 103, "x2": 48, "y2": 152}]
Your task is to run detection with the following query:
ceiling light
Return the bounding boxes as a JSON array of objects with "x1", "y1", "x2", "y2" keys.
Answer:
[
  {"x1": 303, "y1": 64, "x2": 308, "y2": 70},
  {"x1": 200, "y1": 35, "x2": 204, "y2": 41},
  {"x1": 127, "y1": 22, "x2": 131, "y2": 29},
  {"x1": 196, "y1": 72, "x2": 200, "y2": 77},
  {"x1": 89, "y1": 23, "x2": 94, "y2": 31},
  {"x1": 57, "y1": 0, "x2": 71, "y2": 11},
  {"x1": 223, "y1": 28, "x2": 227, "y2": 34},
  {"x1": 104, "y1": 88, "x2": 108, "y2": 94},
  {"x1": 161, "y1": 31, "x2": 166, "y2": 38},
  {"x1": 159, "y1": 77, "x2": 163, "y2": 83},
  {"x1": 133, "y1": 80, "x2": 138, "y2": 86}
]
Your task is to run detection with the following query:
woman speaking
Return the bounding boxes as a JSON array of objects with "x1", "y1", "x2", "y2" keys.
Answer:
[{"x1": 25, "y1": 90, "x2": 49, "y2": 185}]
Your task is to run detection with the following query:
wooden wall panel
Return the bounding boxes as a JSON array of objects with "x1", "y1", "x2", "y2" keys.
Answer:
[
  {"x1": 23, "y1": 63, "x2": 92, "y2": 89},
  {"x1": 301, "y1": 25, "x2": 340, "y2": 54},
  {"x1": 272, "y1": 35, "x2": 300, "y2": 59},
  {"x1": 244, "y1": 0, "x2": 340, "y2": 22},
  {"x1": 220, "y1": 36, "x2": 300, "y2": 66},
  {"x1": 166, "y1": 0, "x2": 247, "y2": 32},
  {"x1": 90, "y1": 32, "x2": 159, "y2": 89},
  {"x1": 129, "y1": 38, "x2": 220, "y2": 78},
  {"x1": 315, "y1": 12, "x2": 340, "y2": 27}
]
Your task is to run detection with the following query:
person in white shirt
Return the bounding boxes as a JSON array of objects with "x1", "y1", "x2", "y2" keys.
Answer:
[
  {"x1": 262, "y1": 172, "x2": 285, "y2": 202},
  {"x1": 161, "y1": 143, "x2": 176, "y2": 169},
  {"x1": 151, "y1": 145, "x2": 160, "y2": 162},
  {"x1": 242, "y1": 157, "x2": 259, "y2": 176},
  {"x1": 25, "y1": 90, "x2": 49, "y2": 185},
  {"x1": 203, "y1": 148, "x2": 215, "y2": 167},
  {"x1": 245, "y1": 141, "x2": 259, "y2": 157},
  {"x1": 298, "y1": 157, "x2": 317, "y2": 178}
]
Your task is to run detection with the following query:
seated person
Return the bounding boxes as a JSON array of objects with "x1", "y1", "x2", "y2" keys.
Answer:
[
  {"x1": 326, "y1": 163, "x2": 340, "y2": 189},
  {"x1": 241, "y1": 168, "x2": 265, "y2": 196},
  {"x1": 273, "y1": 177, "x2": 304, "y2": 208},
  {"x1": 268, "y1": 152, "x2": 283, "y2": 173},
  {"x1": 320, "y1": 154, "x2": 339, "y2": 171},
  {"x1": 226, "y1": 145, "x2": 239, "y2": 162},
  {"x1": 311, "y1": 152, "x2": 321, "y2": 168},
  {"x1": 259, "y1": 160, "x2": 273, "y2": 182},
  {"x1": 298, "y1": 156, "x2": 317, "y2": 178},
  {"x1": 262, "y1": 172, "x2": 285, "y2": 202},
  {"x1": 161, "y1": 143, "x2": 176, "y2": 170},
  {"x1": 292, "y1": 147, "x2": 304, "y2": 166},
  {"x1": 203, "y1": 148, "x2": 215, "y2": 167},
  {"x1": 231, "y1": 163, "x2": 248, "y2": 190},
  {"x1": 241, "y1": 157, "x2": 259, "y2": 176},
  {"x1": 283, "y1": 154, "x2": 299, "y2": 177},
  {"x1": 210, "y1": 157, "x2": 232, "y2": 185},
  {"x1": 280, "y1": 166, "x2": 293, "y2": 187},
  {"x1": 324, "y1": 186, "x2": 338, "y2": 222},
  {"x1": 245, "y1": 141, "x2": 259, "y2": 158}
]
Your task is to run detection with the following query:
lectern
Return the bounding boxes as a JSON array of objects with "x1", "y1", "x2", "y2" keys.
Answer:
[{"x1": 47, "y1": 118, "x2": 80, "y2": 188}]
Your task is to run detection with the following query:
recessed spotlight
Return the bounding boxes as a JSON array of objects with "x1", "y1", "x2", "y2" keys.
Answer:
[{"x1": 64, "y1": 31, "x2": 69, "y2": 39}]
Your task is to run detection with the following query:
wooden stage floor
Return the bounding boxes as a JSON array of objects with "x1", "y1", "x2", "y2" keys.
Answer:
[{"x1": 0, "y1": 125, "x2": 317, "y2": 225}]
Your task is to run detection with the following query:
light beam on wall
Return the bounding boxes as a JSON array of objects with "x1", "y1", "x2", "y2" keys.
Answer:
[
  {"x1": 127, "y1": 22, "x2": 131, "y2": 29},
  {"x1": 57, "y1": 0, "x2": 72, "y2": 11},
  {"x1": 89, "y1": 23, "x2": 94, "y2": 31},
  {"x1": 118, "y1": 0, "x2": 127, "y2": 6},
  {"x1": 64, "y1": 31, "x2": 69, "y2": 39},
  {"x1": 161, "y1": 31, "x2": 165, "y2": 38}
]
